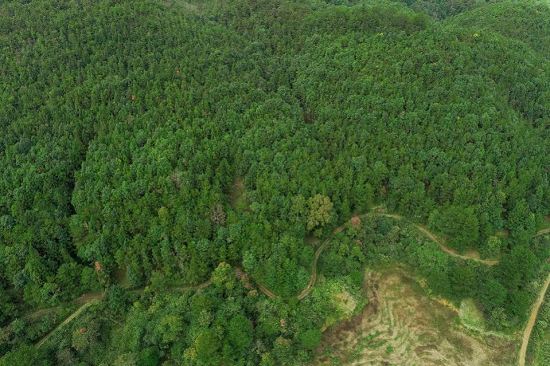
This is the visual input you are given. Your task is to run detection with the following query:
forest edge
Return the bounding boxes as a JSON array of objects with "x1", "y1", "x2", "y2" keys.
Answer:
[{"x1": 33, "y1": 207, "x2": 550, "y2": 366}]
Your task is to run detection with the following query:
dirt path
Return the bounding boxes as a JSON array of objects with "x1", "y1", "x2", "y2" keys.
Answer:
[
  {"x1": 24, "y1": 293, "x2": 104, "y2": 320},
  {"x1": 35, "y1": 282, "x2": 209, "y2": 348},
  {"x1": 73, "y1": 292, "x2": 104, "y2": 303},
  {"x1": 374, "y1": 211, "x2": 500, "y2": 266},
  {"x1": 297, "y1": 223, "x2": 348, "y2": 300},
  {"x1": 518, "y1": 229, "x2": 550, "y2": 366},
  {"x1": 171, "y1": 280, "x2": 212, "y2": 292},
  {"x1": 37, "y1": 301, "x2": 95, "y2": 348},
  {"x1": 256, "y1": 282, "x2": 279, "y2": 299},
  {"x1": 32, "y1": 206, "x2": 548, "y2": 351},
  {"x1": 519, "y1": 272, "x2": 550, "y2": 366},
  {"x1": 264, "y1": 208, "x2": 500, "y2": 300},
  {"x1": 22, "y1": 307, "x2": 57, "y2": 320},
  {"x1": 414, "y1": 224, "x2": 499, "y2": 266},
  {"x1": 535, "y1": 228, "x2": 550, "y2": 237}
]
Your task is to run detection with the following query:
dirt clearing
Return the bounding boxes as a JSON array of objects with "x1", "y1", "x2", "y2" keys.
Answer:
[{"x1": 312, "y1": 270, "x2": 517, "y2": 366}]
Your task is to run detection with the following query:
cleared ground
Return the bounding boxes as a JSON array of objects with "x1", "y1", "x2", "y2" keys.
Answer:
[{"x1": 312, "y1": 270, "x2": 517, "y2": 366}]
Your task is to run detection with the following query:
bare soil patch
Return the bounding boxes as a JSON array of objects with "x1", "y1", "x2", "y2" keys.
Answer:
[
  {"x1": 229, "y1": 179, "x2": 250, "y2": 211},
  {"x1": 463, "y1": 249, "x2": 481, "y2": 260},
  {"x1": 312, "y1": 270, "x2": 516, "y2": 366}
]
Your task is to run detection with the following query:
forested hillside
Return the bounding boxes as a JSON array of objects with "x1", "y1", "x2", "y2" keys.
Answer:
[{"x1": 1, "y1": 0, "x2": 550, "y2": 365}]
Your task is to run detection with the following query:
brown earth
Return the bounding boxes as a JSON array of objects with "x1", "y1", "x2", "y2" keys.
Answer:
[{"x1": 312, "y1": 270, "x2": 517, "y2": 366}]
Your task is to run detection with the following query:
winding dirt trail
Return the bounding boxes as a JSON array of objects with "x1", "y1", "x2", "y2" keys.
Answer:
[
  {"x1": 36, "y1": 293, "x2": 106, "y2": 347},
  {"x1": 256, "y1": 282, "x2": 279, "y2": 299},
  {"x1": 31, "y1": 206, "x2": 497, "y2": 341},
  {"x1": 171, "y1": 280, "x2": 212, "y2": 292},
  {"x1": 375, "y1": 211, "x2": 500, "y2": 266},
  {"x1": 33, "y1": 205, "x2": 549, "y2": 354},
  {"x1": 25, "y1": 293, "x2": 104, "y2": 321},
  {"x1": 22, "y1": 307, "x2": 57, "y2": 320},
  {"x1": 519, "y1": 272, "x2": 550, "y2": 366},
  {"x1": 297, "y1": 224, "x2": 347, "y2": 300},
  {"x1": 73, "y1": 292, "x2": 104, "y2": 303},
  {"x1": 259, "y1": 208, "x2": 501, "y2": 300},
  {"x1": 414, "y1": 224, "x2": 499, "y2": 266}
]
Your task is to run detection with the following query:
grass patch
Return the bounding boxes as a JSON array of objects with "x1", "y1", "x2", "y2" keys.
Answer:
[
  {"x1": 113, "y1": 267, "x2": 130, "y2": 288},
  {"x1": 459, "y1": 298, "x2": 486, "y2": 330}
]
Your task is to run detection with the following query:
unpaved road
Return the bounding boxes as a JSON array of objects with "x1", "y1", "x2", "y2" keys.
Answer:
[
  {"x1": 375, "y1": 211, "x2": 500, "y2": 266},
  {"x1": 172, "y1": 280, "x2": 212, "y2": 292},
  {"x1": 297, "y1": 224, "x2": 347, "y2": 300},
  {"x1": 33, "y1": 205, "x2": 549, "y2": 354},
  {"x1": 37, "y1": 301, "x2": 95, "y2": 347},
  {"x1": 36, "y1": 293, "x2": 107, "y2": 347},
  {"x1": 35, "y1": 283, "x2": 207, "y2": 348},
  {"x1": 413, "y1": 224, "x2": 499, "y2": 266},
  {"x1": 264, "y1": 207, "x2": 501, "y2": 300},
  {"x1": 25, "y1": 293, "x2": 104, "y2": 320},
  {"x1": 31, "y1": 205, "x2": 502, "y2": 332},
  {"x1": 535, "y1": 228, "x2": 550, "y2": 237},
  {"x1": 256, "y1": 282, "x2": 279, "y2": 299},
  {"x1": 518, "y1": 229, "x2": 550, "y2": 366},
  {"x1": 518, "y1": 271, "x2": 550, "y2": 366}
]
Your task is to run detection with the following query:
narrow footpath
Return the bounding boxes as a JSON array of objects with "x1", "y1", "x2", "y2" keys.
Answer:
[
  {"x1": 519, "y1": 272, "x2": 550, "y2": 366},
  {"x1": 33, "y1": 206, "x2": 550, "y2": 353}
]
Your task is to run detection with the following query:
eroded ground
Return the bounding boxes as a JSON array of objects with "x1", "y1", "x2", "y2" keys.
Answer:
[{"x1": 312, "y1": 270, "x2": 517, "y2": 366}]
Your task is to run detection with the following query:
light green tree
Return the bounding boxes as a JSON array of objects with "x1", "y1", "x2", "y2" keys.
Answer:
[{"x1": 306, "y1": 194, "x2": 333, "y2": 231}]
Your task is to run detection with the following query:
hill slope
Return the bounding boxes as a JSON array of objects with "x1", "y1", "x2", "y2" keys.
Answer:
[{"x1": 1, "y1": 0, "x2": 550, "y2": 365}]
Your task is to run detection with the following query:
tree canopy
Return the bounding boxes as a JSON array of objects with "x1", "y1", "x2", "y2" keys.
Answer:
[{"x1": 1, "y1": 0, "x2": 550, "y2": 364}]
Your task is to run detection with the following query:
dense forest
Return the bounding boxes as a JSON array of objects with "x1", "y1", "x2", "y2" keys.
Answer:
[{"x1": 1, "y1": 0, "x2": 550, "y2": 364}]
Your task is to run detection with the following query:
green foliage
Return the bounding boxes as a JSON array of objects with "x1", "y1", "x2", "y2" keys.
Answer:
[
  {"x1": 0, "y1": 290, "x2": 17, "y2": 327},
  {"x1": 451, "y1": 0, "x2": 550, "y2": 58},
  {"x1": 0, "y1": 345, "x2": 47, "y2": 366},
  {"x1": 507, "y1": 290, "x2": 531, "y2": 322},
  {"x1": 195, "y1": 328, "x2": 220, "y2": 362},
  {"x1": 429, "y1": 206, "x2": 479, "y2": 251},
  {"x1": 1, "y1": 0, "x2": 550, "y2": 364},
  {"x1": 393, "y1": 0, "x2": 491, "y2": 19},
  {"x1": 137, "y1": 348, "x2": 159, "y2": 366},
  {"x1": 478, "y1": 278, "x2": 507, "y2": 310},
  {"x1": 508, "y1": 199, "x2": 537, "y2": 245},
  {"x1": 71, "y1": 321, "x2": 101, "y2": 353},
  {"x1": 157, "y1": 315, "x2": 183, "y2": 345},
  {"x1": 450, "y1": 265, "x2": 476, "y2": 298},
  {"x1": 107, "y1": 286, "x2": 129, "y2": 314},
  {"x1": 485, "y1": 236, "x2": 502, "y2": 258},
  {"x1": 306, "y1": 194, "x2": 334, "y2": 232},
  {"x1": 300, "y1": 328, "x2": 323, "y2": 350},
  {"x1": 228, "y1": 314, "x2": 253, "y2": 354},
  {"x1": 498, "y1": 245, "x2": 539, "y2": 291}
]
